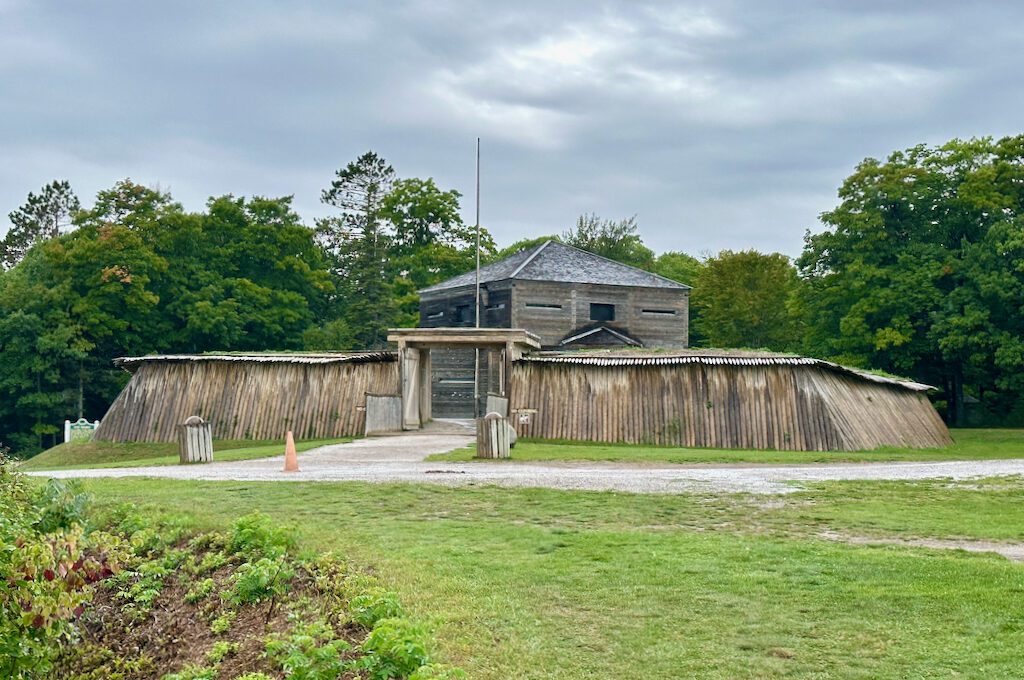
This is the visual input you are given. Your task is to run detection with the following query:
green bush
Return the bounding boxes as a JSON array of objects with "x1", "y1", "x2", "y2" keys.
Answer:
[
  {"x1": 358, "y1": 617, "x2": 432, "y2": 680},
  {"x1": 349, "y1": 588, "x2": 404, "y2": 628},
  {"x1": 0, "y1": 453, "x2": 123, "y2": 679},
  {"x1": 210, "y1": 610, "x2": 236, "y2": 635},
  {"x1": 161, "y1": 663, "x2": 218, "y2": 680},
  {"x1": 184, "y1": 577, "x2": 216, "y2": 603},
  {"x1": 265, "y1": 620, "x2": 352, "y2": 680},
  {"x1": 227, "y1": 512, "x2": 295, "y2": 559},
  {"x1": 229, "y1": 556, "x2": 295, "y2": 605},
  {"x1": 410, "y1": 664, "x2": 469, "y2": 680}
]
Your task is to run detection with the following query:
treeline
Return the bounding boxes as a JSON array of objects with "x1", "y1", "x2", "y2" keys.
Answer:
[
  {"x1": 2, "y1": 137, "x2": 1023, "y2": 454},
  {"x1": 0, "y1": 153, "x2": 485, "y2": 454}
]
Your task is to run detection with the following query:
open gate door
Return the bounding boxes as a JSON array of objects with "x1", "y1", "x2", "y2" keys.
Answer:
[{"x1": 401, "y1": 347, "x2": 421, "y2": 429}]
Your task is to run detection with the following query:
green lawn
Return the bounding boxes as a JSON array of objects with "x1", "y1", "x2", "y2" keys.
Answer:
[
  {"x1": 72, "y1": 476, "x2": 1024, "y2": 679},
  {"x1": 428, "y1": 428, "x2": 1024, "y2": 464},
  {"x1": 19, "y1": 437, "x2": 350, "y2": 471}
]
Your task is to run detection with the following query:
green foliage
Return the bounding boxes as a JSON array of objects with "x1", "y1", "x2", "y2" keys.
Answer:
[
  {"x1": 315, "y1": 152, "x2": 494, "y2": 344},
  {"x1": 358, "y1": 617, "x2": 432, "y2": 680},
  {"x1": 227, "y1": 511, "x2": 295, "y2": 559},
  {"x1": 265, "y1": 620, "x2": 352, "y2": 680},
  {"x1": 161, "y1": 663, "x2": 218, "y2": 680},
  {"x1": 0, "y1": 180, "x2": 332, "y2": 456},
  {"x1": 410, "y1": 663, "x2": 469, "y2": 680},
  {"x1": 228, "y1": 556, "x2": 295, "y2": 605},
  {"x1": 562, "y1": 213, "x2": 655, "y2": 269},
  {"x1": 487, "y1": 234, "x2": 561, "y2": 262},
  {"x1": 693, "y1": 249, "x2": 801, "y2": 350},
  {"x1": 798, "y1": 135, "x2": 1024, "y2": 423},
  {"x1": 209, "y1": 609, "x2": 236, "y2": 635},
  {"x1": 185, "y1": 577, "x2": 216, "y2": 603},
  {"x1": 1, "y1": 179, "x2": 80, "y2": 270},
  {"x1": 206, "y1": 640, "x2": 239, "y2": 664},
  {"x1": 0, "y1": 453, "x2": 122, "y2": 679},
  {"x1": 349, "y1": 588, "x2": 404, "y2": 628}
]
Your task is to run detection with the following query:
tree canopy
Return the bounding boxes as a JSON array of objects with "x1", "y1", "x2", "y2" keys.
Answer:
[
  {"x1": 562, "y1": 214, "x2": 655, "y2": 269},
  {"x1": 797, "y1": 135, "x2": 1024, "y2": 424}
]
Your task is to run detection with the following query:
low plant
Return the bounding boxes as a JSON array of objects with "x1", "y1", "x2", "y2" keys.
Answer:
[
  {"x1": 349, "y1": 588, "x2": 404, "y2": 628},
  {"x1": 227, "y1": 512, "x2": 295, "y2": 559},
  {"x1": 265, "y1": 620, "x2": 352, "y2": 680},
  {"x1": 229, "y1": 556, "x2": 295, "y2": 605},
  {"x1": 210, "y1": 609, "x2": 236, "y2": 635},
  {"x1": 410, "y1": 664, "x2": 469, "y2": 680},
  {"x1": 357, "y1": 617, "x2": 432, "y2": 680},
  {"x1": 206, "y1": 640, "x2": 239, "y2": 663},
  {"x1": 185, "y1": 577, "x2": 216, "y2": 603},
  {"x1": 0, "y1": 452, "x2": 122, "y2": 679},
  {"x1": 161, "y1": 663, "x2": 218, "y2": 680}
]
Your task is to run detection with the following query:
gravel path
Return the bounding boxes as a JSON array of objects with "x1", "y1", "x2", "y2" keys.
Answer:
[{"x1": 29, "y1": 427, "x2": 1024, "y2": 494}]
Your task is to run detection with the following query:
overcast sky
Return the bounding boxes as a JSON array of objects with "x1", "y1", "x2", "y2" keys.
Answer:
[{"x1": 2, "y1": 1, "x2": 1022, "y2": 257}]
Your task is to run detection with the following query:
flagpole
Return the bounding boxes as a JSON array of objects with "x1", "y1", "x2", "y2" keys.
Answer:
[{"x1": 473, "y1": 138, "x2": 481, "y2": 415}]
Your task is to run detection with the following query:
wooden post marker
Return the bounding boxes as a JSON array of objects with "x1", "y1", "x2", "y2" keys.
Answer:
[{"x1": 283, "y1": 431, "x2": 299, "y2": 472}]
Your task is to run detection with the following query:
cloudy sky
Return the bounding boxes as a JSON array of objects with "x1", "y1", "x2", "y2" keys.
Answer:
[{"x1": 2, "y1": 1, "x2": 1022, "y2": 257}]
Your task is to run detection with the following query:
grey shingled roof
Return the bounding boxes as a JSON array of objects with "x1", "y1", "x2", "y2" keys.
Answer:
[{"x1": 419, "y1": 240, "x2": 691, "y2": 294}]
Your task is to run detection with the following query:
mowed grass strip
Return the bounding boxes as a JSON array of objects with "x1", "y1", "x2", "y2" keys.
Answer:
[
  {"x1": 75, "y1": 478, "x2": 1024, "y2": 679},
  {"x1": 20, "y1": 437, "x2": 350, "y2": 470},
  {"x1": 428, "y1": 428, "x2": 1024, "y2": 464}
]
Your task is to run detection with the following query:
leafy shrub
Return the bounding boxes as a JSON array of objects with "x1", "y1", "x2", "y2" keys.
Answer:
[
  {"x1": 234, "y1": 673, "x2": 274, "y2": 680},
  {"x1": 161, "y1": 663, "x2": 218, "y2": 680},
  {"x1": 265, "y1": 620, "x2": 352, "y2": 680},
  {"x1": 349, "y1": 588, "x2": 404, "y2": 628},
  {"x1": 206, "y1": 640, "x2": 239, "y2": 663},
  {"x1": 194, "y1": 550, "x2": 228, "y2": 575},
  {"x1": 229, "y1": 556, "x2": 295, "y2": 605},
  {"x1": 33, "y1": 478, "x2": 90, "y2": 533},
  {"x1": 410, "y1": 664, "x2": 469, "y2": 680},
  {"x1": 185, "y1": 577, "x2": 216, "y2": 603},
  {"x1": 227, "y1": 512, "x2": 295, "y2": 559},
  {"x1": 358, "y1": 617, "x2": 431, "y2": 680},
  {"x1": 210, "y1": 610, "x2": 236, "y2": 635},
  {"x1": 0, "y1": 453, "x2": 122, "y2": 679}
]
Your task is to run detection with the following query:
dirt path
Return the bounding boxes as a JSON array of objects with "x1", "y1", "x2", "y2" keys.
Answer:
[{"x1": 29, "y1": 425, "x2": 1024, "y2": 494}]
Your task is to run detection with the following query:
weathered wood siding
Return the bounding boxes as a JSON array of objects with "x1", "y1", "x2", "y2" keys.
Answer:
[
  {"x1": 510, "y1": 280, "x2": 689, "y2": 348},
  {"x1": 509, "y1": 362, "x2": 951, "y2": 451},
  {"x1": 419, "y1": 283, "x2": 513, "y2": 328},
  {"x1": 94, "y1": 359, "x2": 398, "y2": 442}
]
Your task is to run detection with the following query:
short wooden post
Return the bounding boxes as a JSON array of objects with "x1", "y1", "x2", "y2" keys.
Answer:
[
  {"x1": 178, "y1": 415, "x2": 213, "y2": 464},
  {"x1": 476, "y1": 413, "x2": 513, "y2": 459}
]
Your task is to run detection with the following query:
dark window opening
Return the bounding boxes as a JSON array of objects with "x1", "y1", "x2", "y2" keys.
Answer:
[
  {"x1": 641, "y1": 308, "x2": 676, "y2": 316},
  {"x1": 454, "y1": 305, "x2": 472, "y2": 323},
  {"x1": 590, "y1": 303, "x2": 615, "y2": 322},
  {"x1": 486, "y1": 302, "x2": 506, "y2": 310},
  {"x1": 525, "y1": 302, "x2": 562, "y2": 310}
]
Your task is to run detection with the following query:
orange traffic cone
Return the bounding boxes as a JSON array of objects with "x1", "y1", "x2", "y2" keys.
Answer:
[{"x1": 283, "y1": 431, "x2": 299, "y2": 472}]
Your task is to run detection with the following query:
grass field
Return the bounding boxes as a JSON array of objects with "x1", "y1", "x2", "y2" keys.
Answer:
[
  {"x1": 20, "y1": 437, "x2": 350, "y2": 471},
  {"x1": 427, "y1": 428, "x2": 1024, "y2": 464},
  {"x1": 73, "y1": 475, "x2": 1024, "y2": 679}
]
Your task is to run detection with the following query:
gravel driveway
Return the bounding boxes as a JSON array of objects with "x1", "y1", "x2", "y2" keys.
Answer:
[{"x1": 30, "y1": 426, "x2": 1024, "y2": 494}]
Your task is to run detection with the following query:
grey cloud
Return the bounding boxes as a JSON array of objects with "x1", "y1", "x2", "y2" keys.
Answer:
[{"x1": 1, "y1": 0, "x2": 1022, "y2": 259}]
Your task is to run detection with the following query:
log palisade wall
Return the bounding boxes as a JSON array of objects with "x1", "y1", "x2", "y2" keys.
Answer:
[
  {"x1": 94, "y1": 354, "x2": 398, "y2": 443},
  {"x1": 509, "y1": 356, "x2": 951, "y2": 451}
]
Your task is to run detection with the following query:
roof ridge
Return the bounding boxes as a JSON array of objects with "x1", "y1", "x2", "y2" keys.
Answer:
[
  {"x1": 508, "y1": 239, "x2": 553, "y2": 279},
  {"x1": 550, "y1": 240, "x2": 691, "y2": 289}
]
